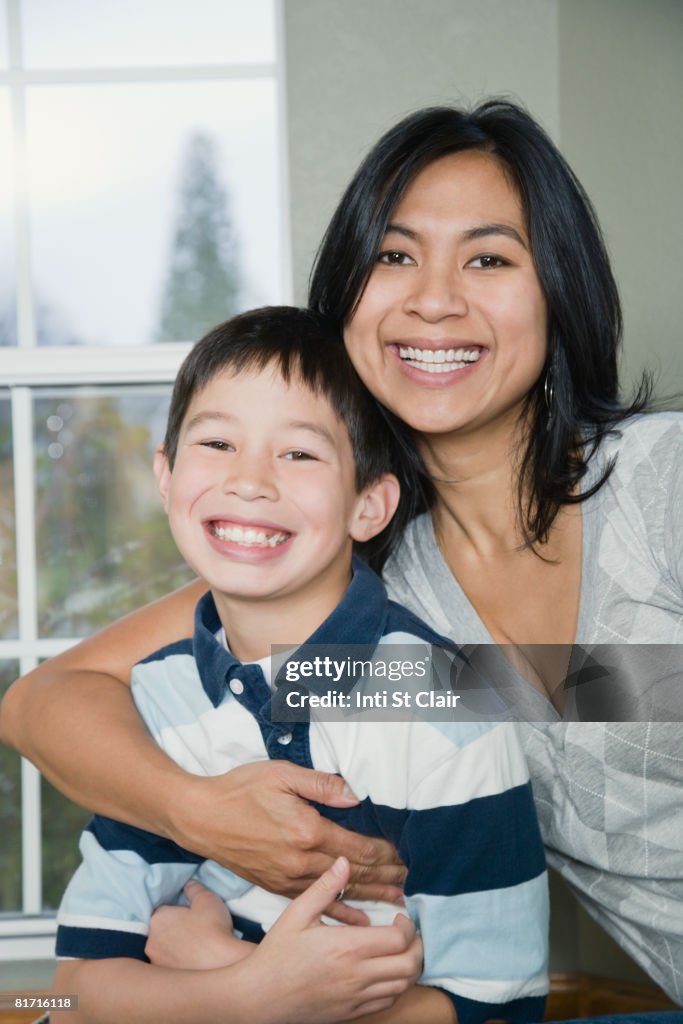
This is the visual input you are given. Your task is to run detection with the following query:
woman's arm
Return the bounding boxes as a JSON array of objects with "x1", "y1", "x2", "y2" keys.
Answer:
[
  {"x1": 0, "y1": 579, "x2": 206, "y2": 831},
  {"x1": 0, "y1": 582, "x2": 405, "y2": 905}
]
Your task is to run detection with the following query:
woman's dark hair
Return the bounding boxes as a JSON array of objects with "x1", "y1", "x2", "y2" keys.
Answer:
[
  {"x1": 309, "y1": 99, "x2": 651, "y2": 546},
  {"x1": 163, "y1": 305, "x2": 422, "y2": 569}
]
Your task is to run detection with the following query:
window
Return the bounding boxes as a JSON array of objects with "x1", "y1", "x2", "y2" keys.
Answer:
[{"x1": 0, "y1": 0, "x2": 289, "y2": 962}]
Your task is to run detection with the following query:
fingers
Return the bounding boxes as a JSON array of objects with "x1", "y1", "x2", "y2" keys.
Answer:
[
  {"x1": 277, "y1": 856, "x2": 351, "y2": 930},
  {"x1": 312, "y1": 817, "x2": 406, "y2": 874},
  {"x1": 283, "y1": 762, "x2": 359, "y2": 807},
  {"x1": 323, "y1": 901, "x2": 371, "y2": 926}
]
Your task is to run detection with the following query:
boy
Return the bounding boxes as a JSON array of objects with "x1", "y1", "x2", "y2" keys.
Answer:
[{"x1": 53, "y1": 307, "x2": 548, "y2": 1023}]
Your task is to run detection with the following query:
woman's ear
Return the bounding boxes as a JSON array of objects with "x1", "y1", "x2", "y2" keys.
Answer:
[
  {"x1": 153, "y1": 445, "x2": 172, "y2": 512},
  {"x1": 349, "y1": 473, "x2": 400, "y2": 543}
]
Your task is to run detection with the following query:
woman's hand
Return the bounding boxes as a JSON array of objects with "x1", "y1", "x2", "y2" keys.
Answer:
[
  {"x1": 145, "y1": 880, "x2": 255, "y2": 970},
  {"x1": 173, "y1": 760, "x2": 406, "y2": 924}
]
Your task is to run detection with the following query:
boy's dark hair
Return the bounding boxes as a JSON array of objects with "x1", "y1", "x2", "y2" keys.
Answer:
[
  {"x1": 309, "y1": 99, "x2": 652, "y2": 547},
  {"x1": 163, "y1": 306, "x2": 421, "y2": 568}
]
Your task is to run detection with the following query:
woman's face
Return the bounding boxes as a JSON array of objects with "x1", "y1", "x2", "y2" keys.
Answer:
[{"x1": 343, "y1": 150, "x2": 548, "y2": 440}]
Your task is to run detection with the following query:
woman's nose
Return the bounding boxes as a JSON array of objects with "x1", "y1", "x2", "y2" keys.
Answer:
[{"x1": 405, "y1": 264, "x2": 468, "y2": 321}]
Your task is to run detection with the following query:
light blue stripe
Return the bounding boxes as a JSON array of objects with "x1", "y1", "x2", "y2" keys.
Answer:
[
  {"x1": 59, "y1": 831, "x2": 197, "y2": 927},
  {"x1": 132, "y1": 655, "x2": 216, "y2": 731},
  {"x1": 410, "y1": 873, "x2": 549, "y2": 983}
]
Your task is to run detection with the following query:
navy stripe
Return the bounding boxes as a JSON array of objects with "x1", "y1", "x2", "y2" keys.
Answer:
[
  {"x1": 56, "y1": 925, "x2": 148, "y2": 961},
  {"x1": 87, "y1": 816, "x2": 203, "y2": 865},
  {"x1": 231, "y1": 914, "x2": 266, "y2": 944},
  {"x1": 385, "y1": 599, "x2": 454, "y2": 647},
  {"x1": 138, "y1": 637, "x2": 194, "y2": 666},
  {"x1": 445, "y1": 990, "x2": 546, "y2": 1024},
  {"x1": 318, "y1": 784, "x2": 545, "y2": 896},
  {"x1": 399, "y1": 783, "x2": 546, "y2": 896}
]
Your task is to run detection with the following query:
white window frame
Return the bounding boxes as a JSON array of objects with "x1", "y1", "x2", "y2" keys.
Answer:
[{"x1": 0, "y1": 0, "x2": 291, "y2": 961}]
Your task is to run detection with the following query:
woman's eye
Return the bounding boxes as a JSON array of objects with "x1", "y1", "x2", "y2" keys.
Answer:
[
  {"x1": 468, "y1": 254, "x2": 509, "y2": 269},
  {"x1": 377, "y1": 250, "x2": 414, "y2": 266},
  {"x1": 283, "y1": 450, "x2": 315, "y2": 461}
]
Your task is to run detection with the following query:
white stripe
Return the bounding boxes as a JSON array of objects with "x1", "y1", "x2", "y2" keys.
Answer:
[
  {"x1": 309, "y1": 718, "x2": 528, "y2": 810},
  {"x1": 426, "y1": 970, "x2": 548, "y2": 1002},
  {"x1": 155, "y1": 701, "x2": 269, "y2": 775}
]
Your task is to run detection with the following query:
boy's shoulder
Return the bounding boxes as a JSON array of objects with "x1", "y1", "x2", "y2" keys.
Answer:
[{"x1": 136, "y1": 636, "x2": 195, "y2": 668}]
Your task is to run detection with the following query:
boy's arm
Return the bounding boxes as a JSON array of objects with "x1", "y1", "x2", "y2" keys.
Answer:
[
  {"x1": 147, "y1": 883, "x2": 455, "y2": 1023},
  {"x1": 53, "y1": 859, "x2": 423, "y2": 1024},
  {"x1": 0, "y1": 581, "x2": 404, "y2": 908}
]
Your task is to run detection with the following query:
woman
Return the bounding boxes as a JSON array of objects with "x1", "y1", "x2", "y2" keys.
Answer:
[{"x1": 3, "y1": 100, "x2": 682, "y2": 1008}]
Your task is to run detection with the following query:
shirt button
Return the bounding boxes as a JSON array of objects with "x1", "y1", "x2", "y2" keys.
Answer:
[
  {"x1": 277, "y1": 732, "x2": 293, "y2": 746},
  {"x1": 229, "y1": 678, "x2": 245, "y2": 695}
]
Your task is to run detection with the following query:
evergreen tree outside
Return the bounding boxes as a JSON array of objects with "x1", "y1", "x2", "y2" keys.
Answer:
[{"x1": 156, "y1": 132, "x2": 240, "y2": 342}]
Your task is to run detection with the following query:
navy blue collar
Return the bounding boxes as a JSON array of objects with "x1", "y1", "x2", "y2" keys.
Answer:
[{"x1": 193, "y1": 555, "x2": 388, "y2": 710}]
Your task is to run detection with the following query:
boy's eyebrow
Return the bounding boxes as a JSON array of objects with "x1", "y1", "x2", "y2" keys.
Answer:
[
  {"x1": 285, "y1": 420, "x2": 337, "y2": 446},
  {"x1": 384, "y1": 221, "x2": 528, "y2": 249},
  {"x1": 182, "y1": 411, "x2": 337, "y2": 446},
  {"x1": 183, "y1": 410, "x2": 236, "y2": 433}
]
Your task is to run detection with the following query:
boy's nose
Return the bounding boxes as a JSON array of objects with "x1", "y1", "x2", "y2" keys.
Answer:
[{"x1": 221, "y1": 454, "x2": 278, "y2": 501}]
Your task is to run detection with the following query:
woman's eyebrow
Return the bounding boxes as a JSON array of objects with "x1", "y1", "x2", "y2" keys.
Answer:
[
  {"x1": 383, "y1": 222, "x2": 419, "y2": 240},
  {"x1": 461, "y1": 223, "x2": 528, "y2": 248},
  {"x1": 384, "y1": 221, "x2": 528, "y2": 249}
]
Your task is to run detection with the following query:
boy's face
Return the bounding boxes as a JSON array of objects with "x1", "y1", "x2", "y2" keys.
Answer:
[{"x1": 155, "y1": 365, "x2": 397, "y2": 609}]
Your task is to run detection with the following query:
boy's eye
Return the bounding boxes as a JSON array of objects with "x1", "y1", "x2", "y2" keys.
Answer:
[
  {"x1": 200, "y1": 440, "x2": 234, "y2": 451},
  {"x1": 377, "y1": 250, "x2": 414, "y2": 266},
  {"x1": 467, "y1": 254, "x2": 510, "y2": 269},
  {"x1": 283, "y1": 450, "x2": 316, "y2": 461}
]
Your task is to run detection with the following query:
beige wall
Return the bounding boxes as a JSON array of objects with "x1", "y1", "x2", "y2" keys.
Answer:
[{"x1": 559, "y1": 0, "x2": 683, "y2": 394}]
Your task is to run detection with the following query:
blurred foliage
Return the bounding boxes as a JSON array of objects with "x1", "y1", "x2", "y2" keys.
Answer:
[
  {"x1": 34, "y1": 389, "x2": 194, "y2": 639},
  {"x1": 0, "y1": 396, "x2": 17, "y2": 639},
  {"x1": 0, "y1": 662, "x2": 21, "y2": 911},
  {"x1": 156, "y1": 132, "x2": 240, "y2": 342}
]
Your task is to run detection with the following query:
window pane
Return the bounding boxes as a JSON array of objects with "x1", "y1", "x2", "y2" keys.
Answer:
[
  {"x1": 0, "y1": 661, "x2": 21, "y2": 912},
  {"x1": 26, "y1": 81, "x2": 282, "y2": 345},
  {"x1": 0, "y1": 391, "x2": 17, "y2": 638},
  {"x1": 42, "y1": 775, "x2": 90, "y2": 912},
  {"x1": 22, "y1": 0, "x2": 275, "y2": 68},
  {"x1": 34, "y1": 387, "x2": 194, "y2": 639},
  {"x1": 0, "y1": 89, "x2": 16, "y2": 347},
  {"x1": 0, "y1": 2, "x2": 7, "y2": 69}
]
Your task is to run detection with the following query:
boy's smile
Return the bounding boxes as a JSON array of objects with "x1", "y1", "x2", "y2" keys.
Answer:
[{"x1": 154, "y1": 364, "x2": 397, "y2": 654}]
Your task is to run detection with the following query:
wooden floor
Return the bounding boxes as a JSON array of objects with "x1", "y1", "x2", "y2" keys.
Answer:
[{"x1": 544, "y1": 972, "x2": 677, "y2": 1020}]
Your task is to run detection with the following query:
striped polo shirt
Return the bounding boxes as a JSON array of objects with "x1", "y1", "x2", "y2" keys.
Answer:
[{"x1": 56, "y1": 558, "x2": 548, "y2": 1024}]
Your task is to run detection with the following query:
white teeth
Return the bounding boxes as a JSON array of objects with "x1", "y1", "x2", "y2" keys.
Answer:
[
  {"x1": 212, "y1": 524, "x2": 289, "y2": 547},
  {"x1": 398, "y1": 345, "x2": 482, "y2": 370}
]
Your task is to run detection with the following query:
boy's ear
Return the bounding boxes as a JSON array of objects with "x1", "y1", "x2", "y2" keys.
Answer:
[
  {"x1": 349, "y1": 473, "x2": 400, "y2": 543},
  {"x1": 153, "y1": 445, "x2": 172, "y2": 512}
]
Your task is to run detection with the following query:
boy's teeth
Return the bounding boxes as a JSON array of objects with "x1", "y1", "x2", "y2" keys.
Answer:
[
  {"x1": 212, "y1": 524, "x2": 289, "y2": 547},
  {"x1": 398, "y1": 345, "x2": 482, "y2": 373}
]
